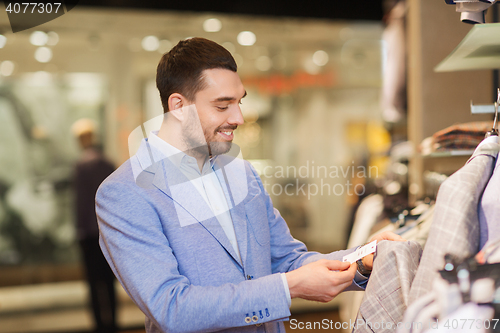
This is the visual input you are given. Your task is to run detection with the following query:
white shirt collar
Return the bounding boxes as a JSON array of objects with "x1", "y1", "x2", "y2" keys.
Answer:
[{"x1": 148, "y1": 131, "x2": 216, "y2": 175}]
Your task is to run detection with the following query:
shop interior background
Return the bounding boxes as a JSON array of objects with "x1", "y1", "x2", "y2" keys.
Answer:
[{"x1": 0, "y1": 0, "x2": 478, "y2": 332}]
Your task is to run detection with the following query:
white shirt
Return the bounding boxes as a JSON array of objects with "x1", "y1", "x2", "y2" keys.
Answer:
[{"x1": 148, "y1": 131, "x2": 242, "y2": 262}]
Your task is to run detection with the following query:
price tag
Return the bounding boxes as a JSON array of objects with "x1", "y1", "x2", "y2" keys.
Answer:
[{"x1": 342, "y1": 240, "x2": 377, "y2": 263}]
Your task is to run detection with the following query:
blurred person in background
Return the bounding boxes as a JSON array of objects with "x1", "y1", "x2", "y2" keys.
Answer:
[{"x1": 72, "y1": 119, "x2": 117, "y2": 333}]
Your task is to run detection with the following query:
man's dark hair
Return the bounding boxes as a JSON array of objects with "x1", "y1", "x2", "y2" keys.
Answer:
[{"x1": 156, "y1": 37, "x2": 237, "y2": 112}]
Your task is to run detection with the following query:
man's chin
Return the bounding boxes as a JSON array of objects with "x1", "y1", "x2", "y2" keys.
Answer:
[{"x1": 208, "y1": 141, "x2": 232, "y2": 156}]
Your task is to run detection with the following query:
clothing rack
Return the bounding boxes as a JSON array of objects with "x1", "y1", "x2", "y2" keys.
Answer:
[
  {"x1": 471, "y1": 102, "x2": 496, "y2": 114},
  {"x1": 471, "y1": 88, "x2": 499, "y2": 114}
]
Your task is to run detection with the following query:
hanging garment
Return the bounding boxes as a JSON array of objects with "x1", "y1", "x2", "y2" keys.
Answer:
[
  {"x1": 480, "y1": 236, "x2": 500, "y2": 263},
  {"x1": 408, "y1": 140, "x2": 499, "y2": 304},
  {"x1": 399, "y1": 205, "x2": 435, "y2": 249},
  {"x1": 423, "y1": 302, "x2": 495, "y2": 333},
  {"x1": 479, "y1": 148, "x2": 500, "y2": 249},
  {"x1": 401, "y1": 284, "x2": 494, "y2": 333},
  {"x1": 347, "y1": 194, "x2": 385, "y2": 249},
  {"x1": 340, "y1": 193, "x2": 385, "y2": 325},
  {"x1": 353, "y1": 240, "x2": 423, "y2": 333},
  {"x1": 381, "y1": 1, "x2": 407, "y2": 123},
  {"x1": 399, "y1": 257, "x2": 498, "y2": 333}
]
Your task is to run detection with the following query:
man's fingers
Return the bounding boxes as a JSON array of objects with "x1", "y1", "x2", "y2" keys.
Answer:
[
  {"x1": 389, "y1": 233, "x2": 406, "y2": 241},
  {"x1": 370, "y1": 231, "x2": 406, "y2": 242},
  {"x1": 323, "y1": 259, "x2": 350, "y2": 271},
  {"x1": 331, "y1": 262, "x2": 357, "y2": 282}
]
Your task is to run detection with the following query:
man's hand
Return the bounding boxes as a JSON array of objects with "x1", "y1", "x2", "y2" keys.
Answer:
[
  {"x1": 361, "y1": 231, "x2": 407, "y2": 271},
  {"x1": 285, "y1": 259, "x2": 357, "y2": 303},
  {"x1": 369, "y1": 230, "x2": 406, "y2": 243}
]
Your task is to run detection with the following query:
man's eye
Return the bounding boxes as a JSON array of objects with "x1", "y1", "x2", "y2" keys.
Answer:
[{"x1": 217, "y1": 106, "x2": 228, "y2": 110}]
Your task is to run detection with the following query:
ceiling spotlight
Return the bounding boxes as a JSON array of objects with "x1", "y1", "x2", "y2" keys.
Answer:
[
  {"x1": 34, "y1": 47, "x2": 52, "y2": 63},
  {"x1": 255, "y1": 56, "x2": 271, "y2": 71},
  {"x1": 203, "y1": 18, "x2": 221, "y2": 32},
  {"x1": 312, "y1": 50, "x2": 329, "y2": 66},
  {"x1": 30, "y1": 31, "x2": 48, "y2": 46},
  {"x1": 0, "y1": 61, "x2": 14, "y2": 76},
  {"x1": 237, "y1": 31, "x2": 256, "y2": 46},
  {"x1": 142, "y1": 35, "x2": 159, "y2": 51},
  {"x1": 303, "y1": 58, "x2": 320, "y2": 75},
  {"x1": 0, "y1": 35, "x2": 6, "y2": 48}
]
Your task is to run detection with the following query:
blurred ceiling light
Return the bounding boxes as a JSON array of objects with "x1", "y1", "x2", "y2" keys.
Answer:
[
  {"x1": 312, "y1": 50, "x2": 329, "y2": 66},
  {"x1": 303, "y1": 58, "x2": 320, "y2": 75},
  {"x1": 34, "y1": 47, "x2": 52, "y2": 63},
  {"x1": 222, "y1": 41, "x2": 235, "y2": 53},
  {"x1": 237, "y1": 31, "x2": 256, "y2": 46},
  {"x1": 158, "y1": 39, "x2": 172, "y2": 54},
  {"x1": 255, "y1": 56, "x2": 271, "y2": 71},
  {"x1": 0, "y1": 35, "x2": 6, "y2": 48},
  {"x1": 47, "y1": 31, "x2": 59, "y2": 46},
  {"x1": 203, "y1": 18, "x2": 221, "y2": 32},
  {"x1": 30, "y1": 31, "x2": 48, "y2": 46},
  {"x1": 0, "y1": 61, "x2": 14, "y2": 76},
  {"x1": 142, "y1": 35, "x2": 159, "y2": 51},
  {"x1": 384, "y1": 181, "x2": 401, "y2": 195}
]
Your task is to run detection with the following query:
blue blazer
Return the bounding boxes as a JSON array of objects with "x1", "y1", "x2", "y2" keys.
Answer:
[{"x1": 96, "y1": 139, "x2": 362, "y2": 333}]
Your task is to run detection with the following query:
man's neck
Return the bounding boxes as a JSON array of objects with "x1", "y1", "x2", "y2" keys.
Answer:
[{"x1": 157, "y1": 117, "x2": 208, "y2": 172}]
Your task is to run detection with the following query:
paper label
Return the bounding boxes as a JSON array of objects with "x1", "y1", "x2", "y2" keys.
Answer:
[{"x1": 342, "y1": 240, "x2": 377, "y2": 263}]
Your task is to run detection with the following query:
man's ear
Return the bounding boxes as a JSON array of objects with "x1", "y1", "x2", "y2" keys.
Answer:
[{"x1": 168, "y1": 93, "x2": 186, "y2": 121}]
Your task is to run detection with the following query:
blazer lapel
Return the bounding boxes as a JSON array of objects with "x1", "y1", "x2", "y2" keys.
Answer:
[
  {"x1": 214, "y1": 155, "x2": 250, "y2": 268},
  {"x1": 135, "y1": 140, "x2": 244, "y2": 267},
  {"x1": 468, "y1": 141, "x2": 500, "y2": 163}
]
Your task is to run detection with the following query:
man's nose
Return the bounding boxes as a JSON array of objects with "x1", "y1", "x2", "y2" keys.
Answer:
[{"x1": 228, "y1": 105, "x2": 245, "y2": 126}]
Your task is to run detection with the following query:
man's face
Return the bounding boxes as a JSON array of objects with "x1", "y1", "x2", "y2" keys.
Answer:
[{"x1": 186, "y1": 68, "x2": 246, "y2": 156}]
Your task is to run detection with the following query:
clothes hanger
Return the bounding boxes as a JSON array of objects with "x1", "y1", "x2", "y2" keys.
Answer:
[{"x1": 485, "y1": 88, "x2": 500, "y2": 138}]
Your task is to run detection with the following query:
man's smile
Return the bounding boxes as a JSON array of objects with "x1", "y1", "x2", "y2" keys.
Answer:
[{"x1": 217, "y1": 130, "x2": 234, "y2": 140}]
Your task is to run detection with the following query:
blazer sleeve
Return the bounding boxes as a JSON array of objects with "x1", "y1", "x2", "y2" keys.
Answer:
[
  {"x1": 246, "y1": 163, "x2": 366, "y2": 291},
  {"x1": 96, "y1": 178, "x2": 291, "y2": 333}
]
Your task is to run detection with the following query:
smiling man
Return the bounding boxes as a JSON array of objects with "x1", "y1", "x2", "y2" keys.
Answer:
[{"x1": 96, "y1": 37, "x2": 402, "y2": 333}]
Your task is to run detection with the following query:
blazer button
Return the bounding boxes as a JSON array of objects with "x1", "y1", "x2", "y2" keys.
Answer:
[
  {"x1": 252, "y1": 315, "x2": 258, "y2": 322},
  {"x1": 245, "y1": 317, "x2": 252, "y2": 323}
]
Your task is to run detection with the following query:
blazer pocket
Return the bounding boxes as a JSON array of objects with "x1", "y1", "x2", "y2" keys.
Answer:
[{"x1": 245, "y1": 196, "x2": 271, "y2": 246}]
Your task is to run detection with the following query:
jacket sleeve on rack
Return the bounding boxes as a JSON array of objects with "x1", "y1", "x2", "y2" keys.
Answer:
[
  {"x1": 408, "y1": 141, "x2": 499, "y2": 304},
  {"x1": 353, "y1": 240, "x2": 423, "y2": 332}
]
